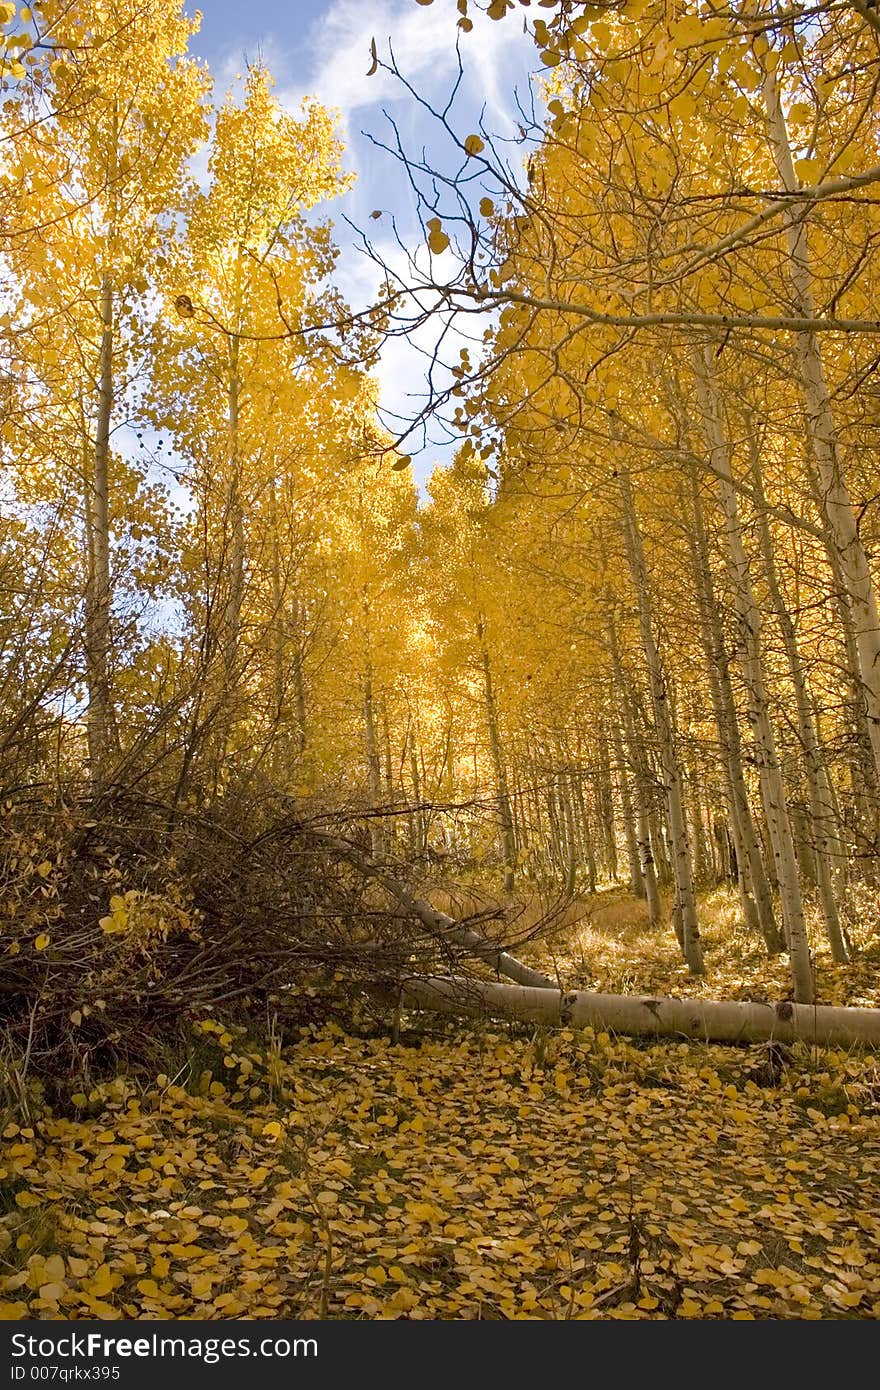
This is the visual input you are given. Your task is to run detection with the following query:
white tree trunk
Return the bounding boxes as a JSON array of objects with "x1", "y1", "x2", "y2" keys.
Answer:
[
  {"x1": 84, "y1": 274, "x2": 117, "y2": 785},
  {"x1": 761, "y1": 58, "x2": 880, "y2": 783},
  {"x1": 748, "y1": 429, "x2": 850, "y2": 962},
  {"x1": 687, "y1": 475, "x2": 784, "y2": 953},
  {"x1": 400, "y1": 974, "x2": 880, "y2": 1048},
  {"x1": 309, "y1": 826, "x2": 555, "y2": 989},
  {"x1": 694, "y1": 352, "x2": 814, "y2": 1001},
  {"x1": 618, "y1": 468, "x2": 704, "y2": 972},
  {"x1": 477, "y1": 617, "x2": 516, "y2": 893}
]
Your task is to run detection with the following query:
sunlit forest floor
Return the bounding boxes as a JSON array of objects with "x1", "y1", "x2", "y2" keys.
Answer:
[
  {"x1": 520, "y1": 886, "x2": 880, "y2": 1007},
  {"x1": 2, "y1": 889, "x2": 879, "y2": 1321}
]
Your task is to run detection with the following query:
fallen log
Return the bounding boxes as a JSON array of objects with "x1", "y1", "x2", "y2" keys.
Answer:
[
  {"x1": 308, "y1": 827, "x2": 555, "y2": 989},
  {"x1": 399, "y1": 975, "x2": 880, "y2": 1048}
]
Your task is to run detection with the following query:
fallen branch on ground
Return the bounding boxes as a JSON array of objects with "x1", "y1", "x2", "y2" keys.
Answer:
[{"x1": 307, "y1": 826, "x2": 555, "y2": 989}]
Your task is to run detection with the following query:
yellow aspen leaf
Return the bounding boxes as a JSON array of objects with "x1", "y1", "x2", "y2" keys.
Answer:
[
  {"x1": 261, "y1": 1120, "x2": 283, "y2": 1138},
  {"x1": 136, "y1": 1279, "x2": 161, "y2": 1298},
  {"x1": 464, "y1": 134, "x2": 484, "y2": 156},
  {"x1": 794, "y1": 157, "x2": 823, "y2": 184},
  {"x1": 36, "y1": 860, "x2": 51, "y2": 876},
  {"x1": 479, "y1": 197, "x2": 494, "y2": 217},
  {"x1": 34, "y1": 934, "x2": 49, "y2": 951},
  {"x1": 89, "y1": 1265, "x2": 118, "y2": 1297}
]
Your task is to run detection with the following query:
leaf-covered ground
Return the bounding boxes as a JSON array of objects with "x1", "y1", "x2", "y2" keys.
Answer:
[{"x1": 2, "y1": 893, "x2": 879, "y2": 1321}]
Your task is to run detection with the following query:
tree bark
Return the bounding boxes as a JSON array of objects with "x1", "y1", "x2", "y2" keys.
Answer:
[
  {"x1": 610, "y1": 621, "x2": 662, "y2": 925},
  {"x1": 477, "y1": 615, "x2": 516, "y2": 893},
  {"x1": 400, "y1": 974, "x2": 880, "y2": 1048},
  {"x1": 611, "y1": 718, "x2": 645, "y2": 898},
  {"x1": 748, "y1": 430, "x2": 850, "y2": 962},
  {"x1": 618, "y1": 467, "x2": 704, "y2": 973},
  {"x1": 686, "y1": 470, "x2": 783, "y2": 952},
  {"x1": 309, "y1": 827, "x2": 555, "y2": 989},
  {"x1": 693, "y1": 349, "x2": 813, "y2": 1002},
  {"x1": 84, "y1": 274, "x2": 117, "y2": 785},
  {"x1": 761, "y1": 57, "x2": 880, "y2": 784}
]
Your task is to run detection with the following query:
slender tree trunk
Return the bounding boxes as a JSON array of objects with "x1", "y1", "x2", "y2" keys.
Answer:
[
  {"x1": 363, "y1": 657, "x2": 384, "y2": 860},
  {"x1": 477, "y1": 616, "x2": 516, "y2": 893},
  {"x1": 748, "y1": 431, "x2": 849, "y2": 961},
  {"x1": 223, "y1": 329, "x2": 245, "y2": 717},
  {"x1": 84, "y1": 276, "x2": 117, "y2": 784},
  {"x1": 597, "y1": 728, "x2": 619, "y2": 882},
  {"x1": 687, "y1": 472, "x2": 784, "y2": 953},
  {"x1": 268, "y1": 483, "x2": 290, "y2": 778},
  {"x1": 290, "y1": 589, "x2": 308, "y2": 759},
  {"x1": 761, "y1": 57, "x2": 880, "y2": 784},
  {"x1": 618, "y1": 468, "x2": 704, "y2": 973},
  {"x1": 559, "y1": 768, "x2": 578, "y2": 897},
  {"x1": 610, "y1": 621, "x2": 662, "y2": 925},
  {"x1": 611, "y1": 718, "x2": 645, "y2": 898},
  {"x1": 694, "y1": 350, "x2": 813, "y2": 1002}
]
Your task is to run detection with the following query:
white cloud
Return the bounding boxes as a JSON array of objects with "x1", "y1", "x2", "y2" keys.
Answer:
[
  {"x1": 283, "y1": 0, "x2": 530, "y2": 132},
  {"x1": 204, "y1": 0, "x2": 540, "y2": 482}
]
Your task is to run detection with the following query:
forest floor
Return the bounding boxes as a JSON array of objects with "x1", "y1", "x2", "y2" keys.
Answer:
[{"x1": 2, "y1": 889, "x2": 879, "y2": 1320}]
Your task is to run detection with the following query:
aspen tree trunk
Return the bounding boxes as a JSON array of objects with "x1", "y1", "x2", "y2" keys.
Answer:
[
  {"x1": 363, "y1": 658, "x2": 384, "y2": 859},
  {"x1": 400, "y1": 975, "x2": 880, "y2": 1048},
  {"x1": 546, "y1": 769, "x2": 565, "y2": 878},
  {"x1": 311, "y1": 828, "x2": 554, "y2": 989},
  {"x1": 611, "y1": 718, "x2": 645, "y2": 898},
  {"x1": 703, "y1": 788, "x2": 721, "y2": 883},
  {"x1": 694, "y1": 351, "x2": 813, "y2": 1002},
  {"x1": 222, "y1": 275, "x2": 246, "y2": 733},
  {"x1": 749, "y1": 436, "x2": 849, "y2": 960},
  {"x1": 559, "y1": 769, "x2": 578, "y2": 897},
  {"x1": 571, "y1": 769, "x2": 598, "y2": 893},
  {"x1": 618, "y1": 467, "x2": 704, "y2": 972},
  {"x1": 84, "y1": 274, "x2": 117, "y2": 784},
  {"x1": 290, "y1": 589, "x2": 308, "y2": 759},
  {"x1": 688, "y1": 760, "x2": 711, "y2": 888},
  {"x1": 817, "y1": 529, "x2": 880, "y2": 866},
  {"x1": 597, "y1": 729, "x2": 619, "y2": 881},
  {"x1": 268, "y1": 483, "x2": 290, "y2": 776},
  {"x1": 409, "y1": 730, "x2": 425, "y2": 857},
  {"x1": 687, "y1": 472, "x2": 784, "y2": 953},
  {"x1": 761, "y1": 59, "x2": 880, "y2": 784},
  {"x1": 609, "y1": 620, "x2": 662, "y2": 924},
  {"x1": 477, "y1": 616, "x2": 516, "y2": 893}
]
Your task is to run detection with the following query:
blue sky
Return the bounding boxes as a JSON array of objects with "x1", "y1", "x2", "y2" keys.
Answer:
[{"x1": 182, "y1": 0, "x2": 543, "y2": 483}]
